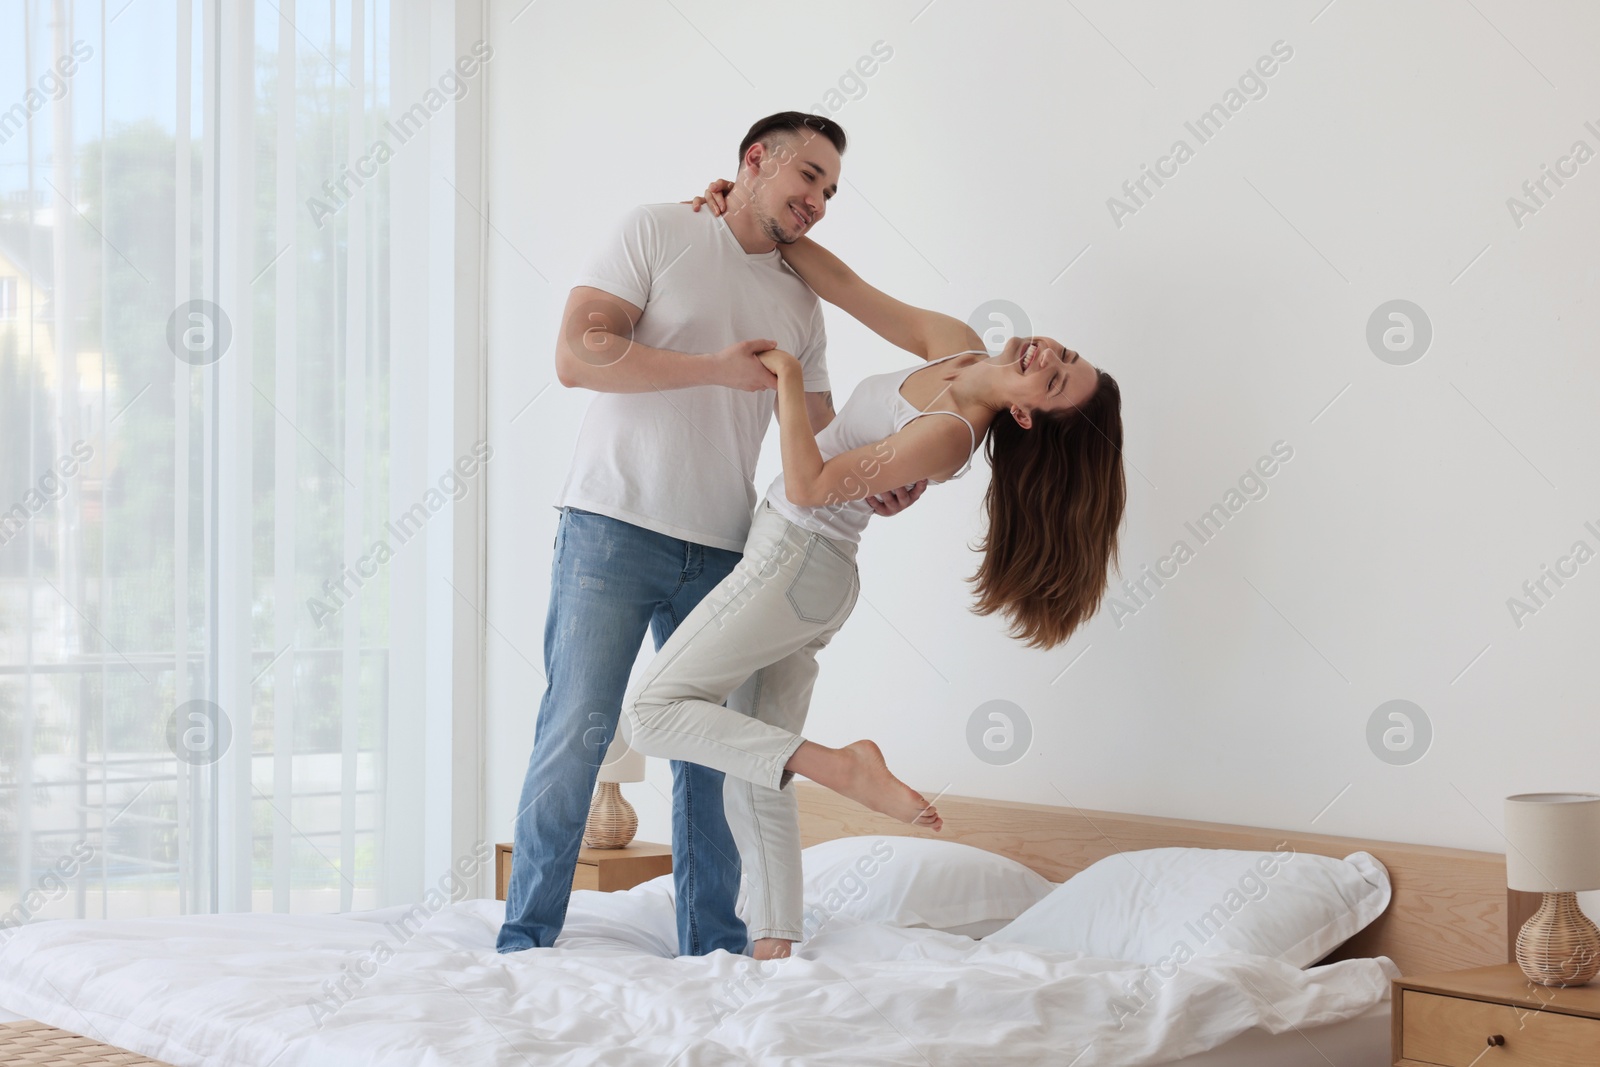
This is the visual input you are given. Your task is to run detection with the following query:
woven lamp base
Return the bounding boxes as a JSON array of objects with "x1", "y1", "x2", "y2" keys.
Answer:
[
  {"x1": 583, "y1": 781, "x2": 638, "y2": 849},
  {"x1": 1515, "y1": 891, "x2": 1600, "y2": 986}
]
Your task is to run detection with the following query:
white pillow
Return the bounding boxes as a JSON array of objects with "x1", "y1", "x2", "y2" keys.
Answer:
[
  {"x1": 799, "y1": 836, "x2": 1054, "y2": 938},
  {"x1": 986, "y1": 846, "x2": 1390, "y2": 968},
  {"x1": 554, "y1": 872, "x2": 678, "y2": 956}
]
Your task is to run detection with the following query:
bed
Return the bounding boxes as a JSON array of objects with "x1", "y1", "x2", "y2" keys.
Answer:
[{"x1": 0, "y1": 784, "x2": 1514, "y2": 1065}]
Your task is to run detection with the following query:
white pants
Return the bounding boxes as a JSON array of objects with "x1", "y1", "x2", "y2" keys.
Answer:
[{"x1": 625, "y1": 499, "x2": 860, "y2": 942}]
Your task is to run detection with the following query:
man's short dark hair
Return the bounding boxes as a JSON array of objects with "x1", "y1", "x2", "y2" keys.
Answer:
[{"x1": 737, "y1": 111, "x2": 847, "y2": 168}]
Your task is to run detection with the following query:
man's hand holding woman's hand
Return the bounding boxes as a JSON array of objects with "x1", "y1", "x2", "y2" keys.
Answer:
[
  {"x1": 707, "y1": 338, "x2": 782, "y2": 392},
  {"x1": 757, "y1": 348, "x2": 802, "y2": 381}
]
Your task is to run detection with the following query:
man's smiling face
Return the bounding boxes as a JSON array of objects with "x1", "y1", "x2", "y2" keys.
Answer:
[{"x1": 745, "y1": 132, "x2": 840, "y2": 244}]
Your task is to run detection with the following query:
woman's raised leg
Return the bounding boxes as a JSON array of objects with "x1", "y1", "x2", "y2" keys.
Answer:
[
  {"x1": 785, "y1": 739, "x2": 943, "y2": 830},
  {"x1": 624, "y1": 506, "x2": 940, "y2": 950}
]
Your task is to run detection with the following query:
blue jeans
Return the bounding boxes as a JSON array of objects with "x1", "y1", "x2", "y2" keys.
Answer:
[{"x1": 496, "y1": 507, "x2": 748, "y2": 956}]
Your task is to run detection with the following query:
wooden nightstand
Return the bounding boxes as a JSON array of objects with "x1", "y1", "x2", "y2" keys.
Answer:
[
  {"x1": 1392, "y1": 963, "x2": 1600, "y2": 1066},
  {"x1": 495, "y1": 841, "x2": 673, "y2": 900}
]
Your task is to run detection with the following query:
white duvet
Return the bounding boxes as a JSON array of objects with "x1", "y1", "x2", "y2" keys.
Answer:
[{"x1": 0, "y1": 875, "x2": 1397, "y2": 1066}]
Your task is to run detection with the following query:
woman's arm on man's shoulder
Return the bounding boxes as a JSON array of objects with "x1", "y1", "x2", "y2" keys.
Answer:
[
  {"x1": 683, "y1": 185, "x2": 985, "y2": 363},
  {"x1": 778, "y1": 237, "x2": 984, "y2": 362}
]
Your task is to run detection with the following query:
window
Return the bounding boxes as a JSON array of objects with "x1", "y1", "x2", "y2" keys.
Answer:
[{"x1": 0, "y1": 4, "x2": 484, "y2": 921}]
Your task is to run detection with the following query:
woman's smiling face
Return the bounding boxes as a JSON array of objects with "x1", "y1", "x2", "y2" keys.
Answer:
[{"x1": 993, "y1": 335, "x2": 1099, "y2": 418}]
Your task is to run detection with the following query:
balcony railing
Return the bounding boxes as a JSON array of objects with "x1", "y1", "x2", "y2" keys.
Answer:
[{"x1": 0, "y1": 647, "x2": 388, "y2": 917}]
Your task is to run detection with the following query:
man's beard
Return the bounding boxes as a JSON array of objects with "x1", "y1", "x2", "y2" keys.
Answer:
[{"x1": 756, "y1": 202, "x2": 799, "y2": 245}]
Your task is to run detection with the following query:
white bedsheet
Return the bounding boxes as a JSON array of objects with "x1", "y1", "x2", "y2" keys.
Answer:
[{"x1": 0, "y1": 876, "x2": 1399, "y2": 1066}]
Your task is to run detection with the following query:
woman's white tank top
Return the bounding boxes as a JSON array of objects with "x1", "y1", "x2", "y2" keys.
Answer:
[{"x1": 764, "y1": 351, "x2": 981, "y2": 544}]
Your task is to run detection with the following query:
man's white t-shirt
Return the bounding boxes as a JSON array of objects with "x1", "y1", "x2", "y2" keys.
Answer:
[{"x1": 557, "y1": 203, "x2": 831, "y2": 552}]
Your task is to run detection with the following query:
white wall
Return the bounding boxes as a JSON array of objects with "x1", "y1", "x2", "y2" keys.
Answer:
[{"x1": 483, "y1": 0, "x2": 1600, "y2": 883}]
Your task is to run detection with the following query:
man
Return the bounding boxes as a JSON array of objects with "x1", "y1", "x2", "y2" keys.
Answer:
[{"x1": 498, "y1": 112, "x2": 924, "y2": 957}]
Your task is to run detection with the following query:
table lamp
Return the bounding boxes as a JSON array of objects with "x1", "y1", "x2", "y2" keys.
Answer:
[
  {"x1": 584, "y1": 734, "x2": 645, "y2": 849},
  {"x1": 1504, "y1": 791, "x2": 1600, "y2": 986}
]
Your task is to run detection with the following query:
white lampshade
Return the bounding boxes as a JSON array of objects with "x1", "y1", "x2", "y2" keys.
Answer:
[
  {"x1": 1504, "y1": 793, "x2": 1600, "y2": 892},
  {"x1": 597, "y1": 734, "x2": 645, "y2": 784}
]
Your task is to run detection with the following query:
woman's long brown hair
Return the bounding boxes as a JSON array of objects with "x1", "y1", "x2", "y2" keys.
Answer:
[{"x1": 968, "y1": 369, "x2": 1126, "y2": 649}]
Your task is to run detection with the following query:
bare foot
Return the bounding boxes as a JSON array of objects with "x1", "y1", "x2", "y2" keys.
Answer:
[
  {"x1": 834, "y1": 740, "x2": 942, "y2": 830},
  {"x1": 751, "y1": 937, "x2": 793, "y2": 960}
]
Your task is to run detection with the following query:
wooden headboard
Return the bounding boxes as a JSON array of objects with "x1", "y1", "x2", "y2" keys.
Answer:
[{"x1": 795, "y1": 783, "x2": 1519, "y2": 976}]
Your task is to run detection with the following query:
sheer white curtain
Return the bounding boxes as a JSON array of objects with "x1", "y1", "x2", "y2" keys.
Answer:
[{"x1": 0, "y1": 0, "x2": 485, "y2": 921}]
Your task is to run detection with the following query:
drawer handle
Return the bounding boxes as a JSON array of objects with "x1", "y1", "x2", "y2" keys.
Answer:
[{"x1": 1486, "y1": 1034, "x2": 1505, "y2": 1047}]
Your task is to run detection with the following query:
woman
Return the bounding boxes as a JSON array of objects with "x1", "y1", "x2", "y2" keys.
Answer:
[{"x1": 621, "y1": 193, "x2": 1126, "y2": 961}]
